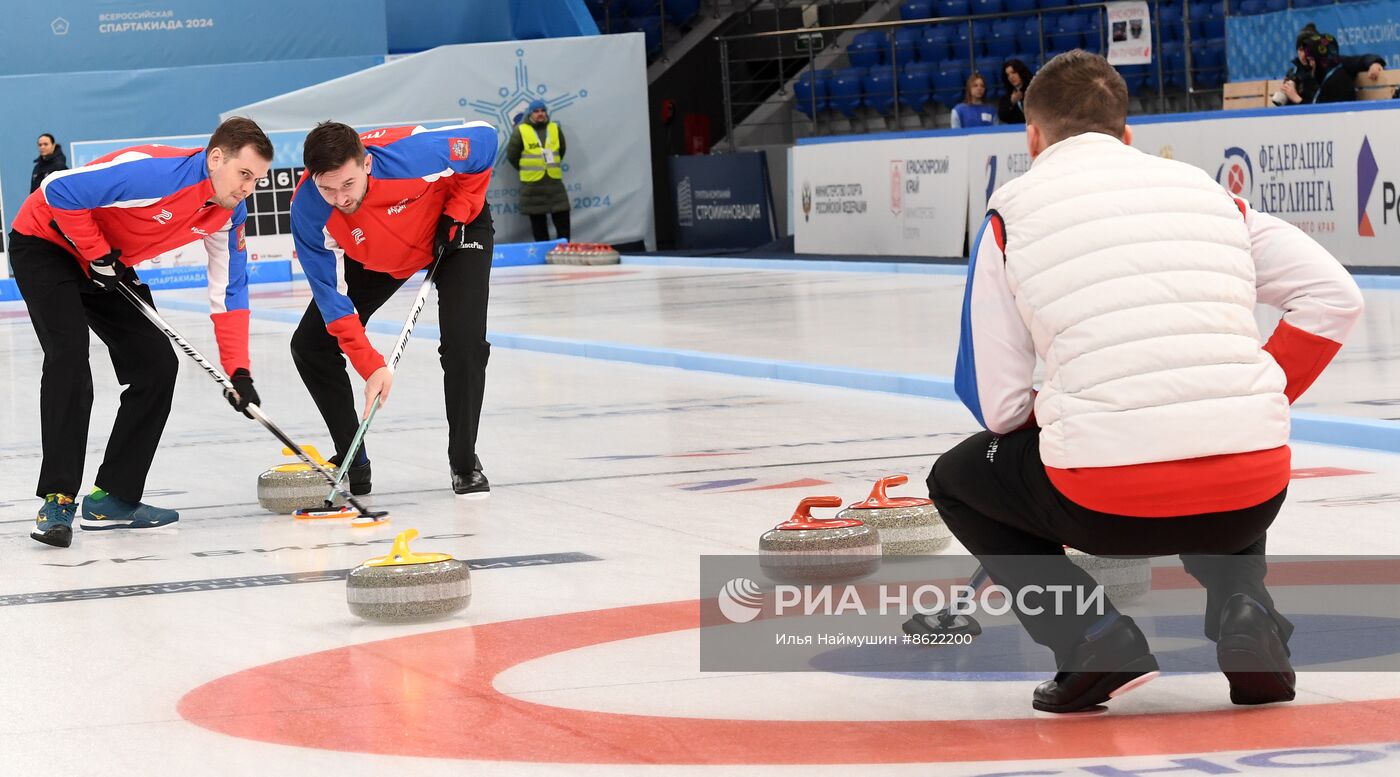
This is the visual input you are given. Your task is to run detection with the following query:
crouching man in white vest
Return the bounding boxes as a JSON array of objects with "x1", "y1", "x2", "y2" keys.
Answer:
[{"x1": 928, "y1": 50, "x2": 1364, "y2": 714}]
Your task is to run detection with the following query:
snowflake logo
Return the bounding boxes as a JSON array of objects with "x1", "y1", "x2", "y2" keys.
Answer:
[{"x1": 458, "y1": 48, "x2": 587, "y2": 166}]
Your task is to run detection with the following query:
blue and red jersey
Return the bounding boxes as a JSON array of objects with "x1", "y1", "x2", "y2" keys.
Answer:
[
  {"x1": 290, "y1": 122, "x2": 498, "y2": 378},
  {"x1": 13, "y1": 145, "x2": 252, "y2": 374}
]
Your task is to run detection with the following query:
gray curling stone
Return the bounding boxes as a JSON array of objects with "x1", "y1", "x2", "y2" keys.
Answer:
[
  {"x1": 257, "y1": 445, "x2": 336, "y2": 514},
  {"x1": 346, "y1": 529, "x2": 472, "y2": 622},
  {"x1": 836, "y1": 474, "x2": 951, "y2": 555},
  {"x1": 1066, "y1": 548, "x2": 1151, "y2": 604},
  {"x1": 759, "y1": 496, "x2": 881, "y2": 584},
  {"x1": 546, "y1": 242, "x2": 621, "y2": 265}
]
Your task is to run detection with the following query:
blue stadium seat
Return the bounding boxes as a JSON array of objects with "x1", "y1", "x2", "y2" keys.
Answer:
[
  {"x1": 1263, "y1": 0, "x2": 1288, "y2": 12},
  {"x1": 1017, "y1": 17, "x2": 1041, "y2": 52},
  {"x1": 900, "y1": 62, "x2": 936, "y2": 112},
  {"x1": 970, "y1": 0, "x2": 1004, "y2": 15},
  {"x1": 665, "y1": 0, "x2": 701, "y2": 26},
  {"x1": 988, "y1": 19, "x2": 1019, "y2": 58},
  {"x1": 794, "y1": 70, "x2": 830, "y2": 117},
  {"x1": 1003, "y1": 0, "x2": 1036, "y2": 12},
  {"x1": 1051, "y1": 13, "x2": 1086, "y2": 51},
  {"x1": 1158, "y1": 6, "x2": 1182, "y2": 42},
  {"x1": 1237, "y1": 0, "x2": 1264, "y2": 15},
  {"x1": 623, "y1": 0, "x2": 656, "y2": 16},
  {"x1": 919, "y1": 26, "x2": 952, "y2": 62},
  {"x1": 863, "y1": 69, "x2": 897, "y2": 114},
  {"x1": 830, "y1": 67, "x2": 867, "y2": 117},
  {"x1": 933, "y1": 62, "x2": 968, "y2": 107},
  {"x1": 849, "y1": 30, "x2": 887, "y2": 68},
  {"x1": 953, "y1": 23, "x2": 984, "y2": 59},
  {"x1": 1191, "y1": 42, "x2": 1224, "y2": 89},
  {"x1": 938, "y1": 0, "x2": 972, "y2": 17},
  {"x1": 1202, "y1": 5, "x2": 1226, "y2": 38},
  {"x1": 901, "y1": 0, "x2": 935, "y2": 20},
  {"x1": 893, "y1": 28, "x2": 922, "y2": 64},
  {"x1": 1118, "y1": 64, "x2": 1149, "y2": 93},
  {"x1": 1160, "y1": 40, "x2": 1187, "y2": 89}
]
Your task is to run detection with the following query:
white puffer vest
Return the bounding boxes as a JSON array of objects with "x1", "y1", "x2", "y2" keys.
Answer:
[{"x1": 989, "y1": 133, "x2": 1290, "y2": 469}]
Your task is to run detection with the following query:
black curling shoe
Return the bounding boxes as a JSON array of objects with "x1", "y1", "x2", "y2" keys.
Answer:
[
  {"x1": 1032, "y1": 614, "x2": 1160, "y2": 714},
  {"x1": 1217, "y1": 593, "x2": 1296, "y2": 706}
]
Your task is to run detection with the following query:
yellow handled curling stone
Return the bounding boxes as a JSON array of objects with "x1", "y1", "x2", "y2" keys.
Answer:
[{"x1": 346, "y1": 529, "x2": 472, "y2": 622}]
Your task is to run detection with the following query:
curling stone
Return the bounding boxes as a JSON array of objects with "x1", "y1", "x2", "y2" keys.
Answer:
[
  {"x1": 546, "y1": 242, "x2": 621, "y2": 265},
  {"x1": 346, "y1": 529, "x2": 471, "y2": 622},
  {"x1": 257, "y1": 445, "x2": 335, "y2": 514},
  {"x1": 837, "y1": 475, "x2": 950, "y2": 555},
  {"x1": 1066, "y1": 548, "x2": 1151, "y2": 604},
  {"x1": 759, "y1": 496, "x2": 881, "y2": 584}
]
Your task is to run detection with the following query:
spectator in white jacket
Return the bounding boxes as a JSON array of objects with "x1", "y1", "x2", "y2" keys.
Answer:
[{"x1": 924, "y1": 50, "x2": 1364, "y2": 715}]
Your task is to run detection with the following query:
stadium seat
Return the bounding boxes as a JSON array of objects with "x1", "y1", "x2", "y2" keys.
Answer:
[
  {"x1": 987, "y1": 20, "x2": 1019, "y2": 59},
  {"x1": 938, "y1": 0, "x2": 972, "y2": 18},
  {"x1": 975, "y1": 55, "x2": 1002, "y2": 83},
  {"x1": 933, "y1": 62, "x2": 968, "y2": 107},
  {"x1": 1003, "y1": 0, "x2": 1037, "y2": 12},
  {"x1": 901, "y1": 0, "x2": 935, "y2": 20},
  {"x1": 1118, "y1": 64, "x2": 1149, "y2": 93},
  {"x1": 1158, "y1": 6, "x2": 1182, "y2": 43},
  {"x1": 830, "y1": 67, "x2": 867, "y2": 117},
  {"x1": 1017, "y1": 17, "x2": 1041, "y2": 52},
  {"x1": 900, "y1": 62, "x2": 936, "y2": 112},
  {"x1": 919, "y1": 26, "x2": 952, "y2": 62},
  {"x1": 970, "y1": 0, "x2": 1004, "y2": 15},
  {"x1": 626, "y1": 15, "x2": 662, "y2": 56},
  {"x1": 794, "y1": 70, "x2": 830, "y2": 118},
  {"x1": 954, "y1": 23, "x2": 985, "y2": 58},
  {"x1": 1051, "y1": 13, "x2": 1086, "y2": 51},
  {"x1": 623, "y1": 0, "x2": 656, "y2": 16},
  {"x1": 849, "y1": 30, "x2": 887, "y2": 69},
  {"x1": 893, "y1": 28, "x2": 922, "y2": 64},
  {"x1": 863, "y1": 68, "x2": 897, "y2": 114},
  {"x1": 1237, "y1": 0, "x2": 1264, "y2": 15},
  {"x1": 1192, "y1": 43, "x2": 1224, "y2": 89}
]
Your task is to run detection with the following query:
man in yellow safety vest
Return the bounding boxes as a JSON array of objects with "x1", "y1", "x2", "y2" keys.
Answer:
[{"x1": 506, "y1": 100, "x2": 571, "y2": 242}]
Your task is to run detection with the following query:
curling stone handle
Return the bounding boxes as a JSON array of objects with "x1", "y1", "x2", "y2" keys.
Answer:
[
  {"x1": 385, "y1": 528, "x2": 421, "y2": 562},
  {"x1": 869, "y1": 475, "x2": 909, "y2": 503},
  {"x1": 283, "y1": 444, "x2": 330, "y2": 467},
  {"x1": 790, "y1": 496, "x2": 844, "y2": 524}
]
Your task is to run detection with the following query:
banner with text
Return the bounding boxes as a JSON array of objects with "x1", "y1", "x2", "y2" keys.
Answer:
[
  {"x1": 797, "y1": 102, "x2": 1400, "y2": 267},
  {"x1": 793, "y1": 136, "x2": 968, "y2": 257},
  {"x1": 670, "y1": 152, "x2": 776, "y2": 250}
]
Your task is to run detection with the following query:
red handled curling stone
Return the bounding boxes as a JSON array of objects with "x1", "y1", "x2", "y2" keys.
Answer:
[
  {"x1": 837, "y1": 475, "x2": 950, "y2": 555},
  {"x1": 546, "y1": 242, "x2": 621, "y2": 265},
  {"x1": 759, "y1": 496, "x2": 881, "y2": 584}
]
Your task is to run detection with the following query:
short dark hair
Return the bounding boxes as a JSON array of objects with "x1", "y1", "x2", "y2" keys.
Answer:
[
  {"x1": 38, "y1": 133, "x2": 56, "y2": 144},
  {"x1": 1023, "y1": 50, "x2": 1128, "y2": 146},
  {"x1": 207, "y1": 116, "x2": 273, "y2": 162},
  {"x1": 303, "y1": 121, "x2": 366, "y2": 176}
]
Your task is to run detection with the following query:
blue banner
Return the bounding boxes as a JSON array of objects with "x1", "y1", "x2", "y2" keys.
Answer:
[
  {"x1": 0, "y1": 1, "x2": 386, "y2": 75},
  {"x1": 670, "y1": 152, "x2": 777, "y2": 251},
  {"x1": 1228, "y1": 0, "x2": 1400, "y2": 82}
]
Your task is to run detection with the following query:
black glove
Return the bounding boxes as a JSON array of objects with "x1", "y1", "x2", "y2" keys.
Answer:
[
  {"x1": 434, "y1": 214, "x2": 469, "y2": 258},
  {"x1": 224, "y1": 368, "x2": 260, "y2": 418},
  {"x1": 88, "y1": 249, "x2": 136, "y2": 292}
]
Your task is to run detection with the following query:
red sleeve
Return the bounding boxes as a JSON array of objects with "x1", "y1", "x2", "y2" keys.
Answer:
[
  {"x1": 444, "y1": 170, "x2": 492, "y2": 225},
  {"x1": 326, "y1": 313, "x2": 386, "y2": 380},
  {"x1": 210, "y1": 309, "x2": 251, "y2": 375},
  {"x1": 1262, "y1": 319, "x2": 1344, "y2": 404}
]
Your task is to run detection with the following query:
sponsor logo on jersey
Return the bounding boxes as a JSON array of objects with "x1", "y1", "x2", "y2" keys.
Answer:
[
  {"x1": 153, "y1": 209, "x2": 174, "y2": 225},
  {"x1": 236, "y1": 224, "x2": 246, "y2": 252},
  {"x1": 387, "y1": 198, "x2": 410, "y2": 216},
  {"x1": 351, "y1": 228, "x2": 366, "y2": 245}
]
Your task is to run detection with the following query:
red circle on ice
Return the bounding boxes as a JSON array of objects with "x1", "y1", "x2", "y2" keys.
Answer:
[{"x1": 178, "y1": 561, "x2": 1400, "y2": 764}]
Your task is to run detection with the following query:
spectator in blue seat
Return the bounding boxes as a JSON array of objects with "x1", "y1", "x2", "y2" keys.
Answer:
[
  {"x1": 999, "y1": 58, "x2": 1034, "y2": 124},
  {"x1": 952, "y1": 74, "x2": 998, "y2": 128}
]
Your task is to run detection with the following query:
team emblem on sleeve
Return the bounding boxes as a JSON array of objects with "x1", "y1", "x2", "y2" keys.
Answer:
[
  {"x1": 450, "y1": 138, "x2": 471, "y2": 161},
  {"x1": 236, "y1": 224, "x2": 246, "y2": 252}
]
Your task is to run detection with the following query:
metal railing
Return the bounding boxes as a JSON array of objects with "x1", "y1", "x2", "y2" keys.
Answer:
[{"x1": 716, "y1": 1, "x2": 1233, "y2": 147}]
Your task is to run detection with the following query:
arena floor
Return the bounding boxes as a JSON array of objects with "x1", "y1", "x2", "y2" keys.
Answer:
[{"x1": 1, "y1": 258, "x2": 1398, "y2": 775}]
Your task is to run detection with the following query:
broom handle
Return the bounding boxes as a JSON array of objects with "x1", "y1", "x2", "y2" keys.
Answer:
[
  {"x1": 325, "y1": 258, "x2": 442, "y2": 500},
  {"x1": 113, "y1": 281, "x2": 385, "y2": 519}
]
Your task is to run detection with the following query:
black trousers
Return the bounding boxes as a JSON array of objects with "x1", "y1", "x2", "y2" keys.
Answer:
[
  {"x1": 528, "y1": 211, "x2": 570, "y2": 242},
  {"x1": 290, "y1": 209, "x2": 494, "y2": 475},
  {"x1": 926, "y1": 428, "x2": 1291, "y2": 665},
  {"x1": 8, "y1": 231, "x2": 179, "y2": 502}
]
